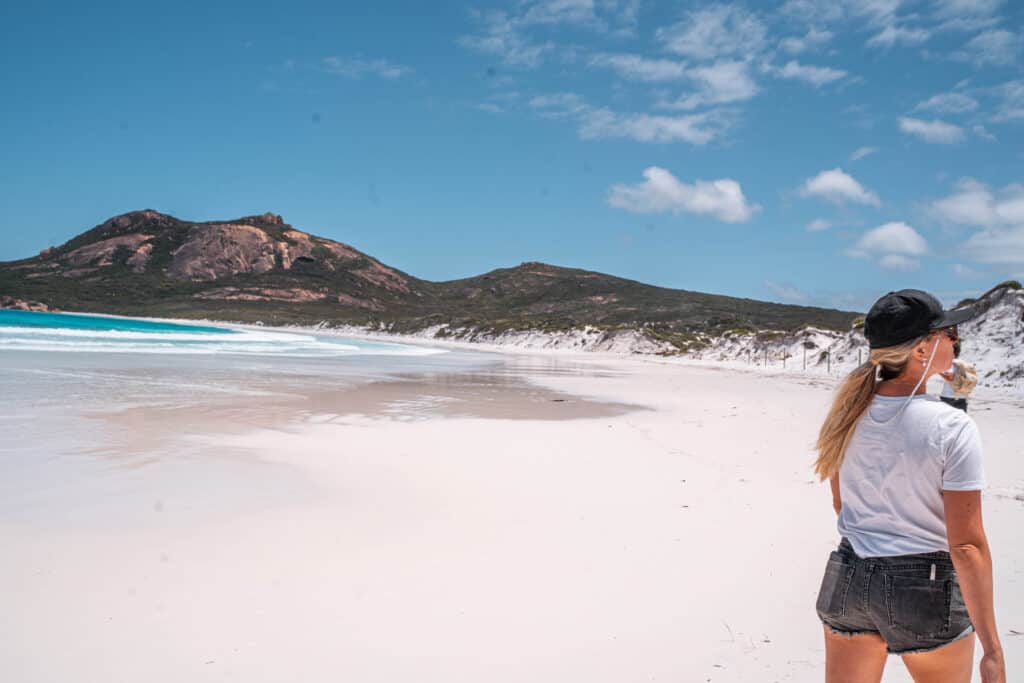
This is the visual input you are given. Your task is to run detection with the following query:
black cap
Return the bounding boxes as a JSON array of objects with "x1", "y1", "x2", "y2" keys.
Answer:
[{"x1": 863, "y1": 289, "x2": 980, "y2": 349}]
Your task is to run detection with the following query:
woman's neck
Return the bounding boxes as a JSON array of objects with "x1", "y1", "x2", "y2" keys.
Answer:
[{"x1": 876, "y1": 374, "x2": 930, "y2": 397}]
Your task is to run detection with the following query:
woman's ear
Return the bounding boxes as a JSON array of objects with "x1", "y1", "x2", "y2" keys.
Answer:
[
  {"x1": 912, "y1": 336, "x2": 933, "y2": 363},
  {"x1": 912, "y1": 341, "x2": 925, "y2": 362}
]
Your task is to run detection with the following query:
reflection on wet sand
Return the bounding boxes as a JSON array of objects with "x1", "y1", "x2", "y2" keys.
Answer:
[{"x1": 89, "y1": 367, "x2": 642, "y2": 461}]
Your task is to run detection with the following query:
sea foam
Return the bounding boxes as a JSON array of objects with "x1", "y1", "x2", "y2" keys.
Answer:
[{"x1": 0, "y1": 310, "x2": 445, "y2": 358}]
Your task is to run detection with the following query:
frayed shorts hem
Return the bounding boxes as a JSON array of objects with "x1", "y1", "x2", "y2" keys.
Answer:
[
  {"x1": 887, "y1": 625, "x2": 975, "y2": 656},
  {"x1": 820, "y1": 620, "x2": 975, "y2": 655},
  {"x1": 820, "y1": 619, "x2": 877, "y2": 638}
]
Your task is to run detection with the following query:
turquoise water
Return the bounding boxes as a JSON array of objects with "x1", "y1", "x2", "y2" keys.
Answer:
[
  {"x1": 0, "y1": 309, "x2": 444, "y2": 358},
  {"x1": 0, "y1": 309, "x2": 234, "y2": 335}
]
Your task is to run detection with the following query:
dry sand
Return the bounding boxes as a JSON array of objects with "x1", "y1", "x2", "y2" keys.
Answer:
[{"x1": 2, "y1": 352, "x2": 1021, "y2": 682}]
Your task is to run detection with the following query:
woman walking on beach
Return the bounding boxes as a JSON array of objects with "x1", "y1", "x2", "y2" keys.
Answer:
[{"x1": 813, "y1": 290, "x2": 1005, "y2": 683}]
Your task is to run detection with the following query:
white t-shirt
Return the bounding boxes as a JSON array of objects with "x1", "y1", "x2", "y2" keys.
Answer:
[{"x1": 836, "y1": 394, "x2": 986, "y2": 557}]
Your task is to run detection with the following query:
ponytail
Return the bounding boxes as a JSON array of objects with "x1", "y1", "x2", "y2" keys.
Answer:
[{"x1": 813, "y1": 336, "x2": 926, "y2": 480}]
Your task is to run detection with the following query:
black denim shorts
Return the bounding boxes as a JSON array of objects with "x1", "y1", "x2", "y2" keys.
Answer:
[{"x1": 815, "y1": 538, "x2": 974, "y2": 655}]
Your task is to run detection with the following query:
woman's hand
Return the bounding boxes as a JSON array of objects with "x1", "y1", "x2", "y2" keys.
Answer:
[
  {"x1": 980, "y1": 649, "x2": 1005, "y2": 682},
  {"x1": 945, "y1": 491, "x2": 1004, "y2": 683}
]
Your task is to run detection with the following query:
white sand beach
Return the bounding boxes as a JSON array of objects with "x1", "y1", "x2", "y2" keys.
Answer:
[{"x1": 2, "y1": 346, "x2": 1021, "y2": 682}]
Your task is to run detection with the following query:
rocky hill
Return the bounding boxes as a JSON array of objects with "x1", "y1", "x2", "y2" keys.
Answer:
[{"x1": 0, "y1": 210, "x2": 859, "y2": 345}]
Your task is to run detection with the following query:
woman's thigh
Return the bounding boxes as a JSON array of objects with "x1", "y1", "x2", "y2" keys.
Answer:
[
  {"x1": 823, "y1": 626, "x2": 888, "y2": 683},
  {"x1": 900, "y1": 632, "x2": 975, "y2": 683}
]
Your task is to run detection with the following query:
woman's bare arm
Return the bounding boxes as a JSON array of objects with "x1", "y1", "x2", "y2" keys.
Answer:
[{"x1": 944, "y1": 490, "x2": 1005, "y2": 682}]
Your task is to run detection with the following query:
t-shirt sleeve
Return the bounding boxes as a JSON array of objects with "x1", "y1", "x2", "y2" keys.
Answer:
[{"x1": 942, "y1": 414, "x2": 986, "y2": 491}]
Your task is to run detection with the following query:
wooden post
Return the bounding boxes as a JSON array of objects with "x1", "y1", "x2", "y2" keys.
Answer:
[
  {"x1": 764, "y1": 347, "x2": 768, "y2": 367},
  {"x1": 827, "y1": 350, "x2": 831, "y2": 374},
  {"x1": 803, "y1": 346, "x2": 807, "y2": 371}
]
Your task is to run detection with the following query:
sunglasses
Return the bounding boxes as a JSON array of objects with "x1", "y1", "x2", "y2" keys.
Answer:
[{"x1": 940, "y1": 326, "x2": 959, "y2": 342}]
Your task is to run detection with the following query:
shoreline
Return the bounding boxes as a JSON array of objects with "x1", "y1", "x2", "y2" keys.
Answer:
[{"x1": 5, "y1": 307, "x2": 1021, "y2": 404}]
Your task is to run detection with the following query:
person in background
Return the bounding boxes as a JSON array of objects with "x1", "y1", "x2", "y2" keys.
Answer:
[{"x1": 940, "y1": 341, "x2": 970, "y2": 412}]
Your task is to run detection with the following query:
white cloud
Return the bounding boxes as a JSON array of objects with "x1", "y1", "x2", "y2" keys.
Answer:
[
  {"x1": 464, "y1": 0, "x2": 641, "y2": 35},
  {"x1": 656, "y1": 4, "x2": 767, "y2": 60},
  {"x1": 933, "y1": 178, "x2": 1024, "y2": 265},
  {"x1": 933, "y1": 178, "x2": 998, "y2": 226},
  {"x1": 951, "y1": 29, "x2": 1022, "y2": 66},
  {"x1": 866, "y1": 24, "x2": 931, "y2": 48},
  {"x1": 580, "y1": 110, "x2": 725, "y2": 144},
  {"x1": 608, "y1": 166, "x2": 760, "y2": 222},
  {"x1": 800, "y1": 168, "x2": 881, "y2": 207},
  {"x1": 851, "y1": 146, "x2": 878, "y2": 161},
  {"x1": 963, "y1": 226, "x2": 1024, "y2": 265},
  {"x1": 514, "y1": 0, "x2": 643, "y2": 33},
  {"x1": 873, "y1": 30, "x2": 923, "y2": 49},
  {"x1": 764, "y1": 280, "x2": 810, "y2": 303},
  {"x1": 780, "y1": 0, "x2": 1002, "y2": 38},
  {"x1": 774, "y1": 60, "x2": 847, "y2": 87},
  {"x1": 991, "y1": 80, "x2": 1024, "y2": 122},
  {"x1": 932, "y1": 178, "x2": 1024, "y2": 227},
  {"x1": 898, "y1": 117, "x2": 965, "y2": 144},
  {"x1": 913, "y1": 92, "x2": 979, "y2": 114},
  {"x1": 529, "y1": 92, "x2": 588, "y2": 116},
  {"x1": 952, "y1": 263, "x2": 984, "y2": 278},
  {"x1": 972, "y1": 124, "x2": 996, "y2": 141},
  {"x1": 779, "y1": 0, "x2": 845, "y2": 25},
  {"x1": 806, "y1": 218, "x2": 832, "y2": 232},
  {"x1": 588, "y1": 53, "x2": 688, "y2": 81},
  {"x1": 856, "y1": 222, "x2": 929, "y2": 255},
  {"x1": 781, "y1": 0, "x2": 909, "y2": 28},
  {"x1": 878, "y1": 253, "x2": 921, "y2": 270},
  {"x1": 852, "y1": 0, "x2": 907, "y2": 28},
  {"x1": 932, "y1": 0, "x2": 1005, "y2": 33},
  {"x1": 850, "y1": 221, "x2": 929, "y2": 269},
  {"x1": 607, "y1": 0, "x2": 642, "y2": 35},
  {"x1": 779, "y1": 27, "x2": 833, "y2": 54},
  {"x1": 780, "y1": 0, "x2": 1007, "y2": 51},
  {"x1": 457, "y1": 2, "x2": 658, "y2": 67},
  {"x1": 320, "y1": 56, "x2": 412, "y2": 79},
  {"x1": 458, "y1": 10, "x2": 554, "y2": 68},
  {"x1": 659, "y1": 60, "x2": 759, "y2": 110},
  {"x1": 520, "y1": 0, "x2": 600, "y2": 27},
  {"x1": 530, "y1": 93, "x2": 731, "y2": 145}
]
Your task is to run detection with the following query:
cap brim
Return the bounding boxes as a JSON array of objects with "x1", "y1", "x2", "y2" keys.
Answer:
[{"x1": 931, "y1": 303, "x2": 982, "y2": 329}]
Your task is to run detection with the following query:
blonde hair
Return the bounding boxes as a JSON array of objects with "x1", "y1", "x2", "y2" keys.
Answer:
[{"x1": 813, "y1": 335, "x2": 929, "y2": 480}]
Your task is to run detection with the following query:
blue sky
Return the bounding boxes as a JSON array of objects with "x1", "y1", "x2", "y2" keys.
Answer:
[{"x1": 1, "y1": 0, "x2": 1022, "y2": 311}]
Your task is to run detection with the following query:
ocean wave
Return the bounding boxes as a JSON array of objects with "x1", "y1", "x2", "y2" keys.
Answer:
[
  {"x1": 0, "y1": 337, "x2": 445, "y2": 357},
  {"x1": 0, "y1": 325, "x2": 308, "y2": 343},
  {"x1": 0, "y1": 311, "x2": 448, "y2": 357}
]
